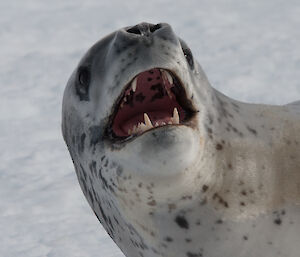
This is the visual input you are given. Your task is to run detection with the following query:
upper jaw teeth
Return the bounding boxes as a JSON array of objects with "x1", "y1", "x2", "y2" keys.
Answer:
[
  {"x1": 128, "y1": 107, "x2": 180, "y2": 135},
  {"x1": 131, "y1": 77, "x2": 137, "y2": 92},
  {"x1": 120, "y1": 69, "x2": 176, "y2": 109},
  {"x1": 161, "y1": 69, "x2": 173, "y2": 85},
  {"x1": 160, "y1": 69, "x2": 174, "y2": 98}
]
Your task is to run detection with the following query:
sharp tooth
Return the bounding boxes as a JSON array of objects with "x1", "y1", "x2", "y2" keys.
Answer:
[
  {"x1": 160, "y1": 69, "x2": 167, "y2": 83},
  {"x1": 135, "y1": 124, "x2": 141, "y2": 134},
  {"x1": 160, "y1": 69, "x2": 173, "y2": 85},
  {"x1": 131, "y1": 77, "x2": 137, "y2": 92},
  {"x1": 144, "y1": 113, "x2": 153, "y2": 128},
  {"x1": 136, "y1": 123, "x2": 142, "y2": 133},
  {"x1": 160, "y1": 69, "x2": 164, "y2": 75},
  {"x1": 133, "y1": 114, "x2": 154, "y2": 134},
  {"x1": 138, "y1": 122, "x2": 148, "y2": 133},
  {"x1": 132, "y1": 125, "x2": 138, "y2": 134},
  {"x1": 155, "y1": 122, "x2": 159, "y2": 127},
  {"x1": 160, "y1": 69, "x2": 173, "y2": 99},
  {"x1": 162, "y1": 122, "x2": 166, "y2": 125},
  {"x1": 172, "y1": 107, "x2": 179, "y2": 124},
  {"x1": 128, "y1": 128, "x2": 132, "y2": 135},
  {"x1": 166, "y1": 71, "x2": 173, "y2": 85}
]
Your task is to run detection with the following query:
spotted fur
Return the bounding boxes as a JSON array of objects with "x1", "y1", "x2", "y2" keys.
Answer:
[{"x1": 62, "y1": 23, "x2": 300, "y2": 257}]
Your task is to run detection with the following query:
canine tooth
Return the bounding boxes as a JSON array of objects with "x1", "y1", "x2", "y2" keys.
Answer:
[
  {"x1": 144, "y1": 113, "x2": 153, "y2": 128},
  {"x1": 160, "y1": 69, "x2": 167, "y2": 82},
  {"x1": 131, "y1": 77, "x2": 137, "y2": 92},
  {"x1": 128, "y1": 128, "x2": 132, "y2": 135},
  {"x1": 166, "y1": 71, "x2": 173, "y2": 85},
  {"x1": 162, "y1": 122, "x2": 166, "y2": 125},
  {"x1": 161, "y1": 70, "x2": 173, "y2": 99},
  {"x1": 155, "y1": 122, "x2": 159, "y2": 127},
  {"x1": 172, "y1": 107, "x2": 179, "y2": 124},
  {"x1": 161, "y1": 69, "x2": 173, "y2": 85}
]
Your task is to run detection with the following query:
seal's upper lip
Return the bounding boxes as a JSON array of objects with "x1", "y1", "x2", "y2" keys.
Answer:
[{"x1": 106, "y1": 68, "x2": 196, "y2": 141}]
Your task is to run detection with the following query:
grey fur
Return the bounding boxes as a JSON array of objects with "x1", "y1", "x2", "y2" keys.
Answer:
[{"x1": 62, "y1": 23, "x2": 300, "y2": 257}]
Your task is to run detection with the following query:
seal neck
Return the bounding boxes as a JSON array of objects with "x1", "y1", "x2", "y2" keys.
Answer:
[{"x1": 200, "y1": 90, "x2": 300, "y2": 218}]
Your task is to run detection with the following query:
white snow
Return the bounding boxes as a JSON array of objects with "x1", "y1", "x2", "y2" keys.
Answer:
[{"x1": 1, "y1": 0, "x2": 299, "y2": 256}]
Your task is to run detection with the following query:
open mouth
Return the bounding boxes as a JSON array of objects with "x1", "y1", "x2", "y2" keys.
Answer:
[{"x1": 107, "y1": 68, "x2": 196, "y2": 140}]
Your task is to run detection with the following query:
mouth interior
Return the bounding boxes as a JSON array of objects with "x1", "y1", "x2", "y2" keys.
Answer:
[{"x1": 111, "y1": 68, "x2": 194, "y2": 138}]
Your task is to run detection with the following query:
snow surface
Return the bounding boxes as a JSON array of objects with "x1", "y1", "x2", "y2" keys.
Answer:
[{"x1": 1, "y1": 1, "x2": 300, "y2": 256}]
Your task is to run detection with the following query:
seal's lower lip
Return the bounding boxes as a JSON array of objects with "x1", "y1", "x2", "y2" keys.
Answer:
[{"x1": 106, "y1": 68, "x2": 196, "y2": 141}]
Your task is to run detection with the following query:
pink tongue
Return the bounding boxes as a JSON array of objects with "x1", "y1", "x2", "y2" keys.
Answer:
[{"x1": 121, "y1": 111, "x2": 172, "y2": 134}]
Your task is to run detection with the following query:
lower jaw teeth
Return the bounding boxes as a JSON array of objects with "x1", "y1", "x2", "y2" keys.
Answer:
[{"x1": 127, "y1": 108, "x2": 180, "y2": 135}]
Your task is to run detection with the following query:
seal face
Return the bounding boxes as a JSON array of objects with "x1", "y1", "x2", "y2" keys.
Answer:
[{"x1": 62, "y1": 23, "x2": 300, "y2": 257}]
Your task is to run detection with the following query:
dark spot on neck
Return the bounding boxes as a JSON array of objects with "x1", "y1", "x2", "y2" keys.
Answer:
[
  {"x1": 216, "y1": 143, "x2": 223, "y2": 150},
  {"x1": 164, "y1": 236, "x2": 173, "y2": 242},
  {"x1": 202, "y1": 184, "x2": 209, "y2": 192},
  {"x1": 274, "y1": 218, "x2": 282, "y2": 225},
  {"x1": 175, "y1": 215, "x2": 189, "y2": 229},
  {"x1": 246, "y1": 125, "x2": 257, "y2": 135}
]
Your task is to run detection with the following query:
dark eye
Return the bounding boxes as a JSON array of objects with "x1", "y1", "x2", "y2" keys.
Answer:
[
  {"x1": 182, "y1": 47, "x2": 194, "y2": 70},
  {"x1": 76, "y1": 67, "x2": 90, "y2": 101},
  {"x1": 179, "y1": 38, "x2": 194, "y2": 70}
]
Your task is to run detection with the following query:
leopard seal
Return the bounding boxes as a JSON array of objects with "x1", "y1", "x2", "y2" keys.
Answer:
[{"x1": 62, "y1": 22, "x2": 300, "y2": 257}]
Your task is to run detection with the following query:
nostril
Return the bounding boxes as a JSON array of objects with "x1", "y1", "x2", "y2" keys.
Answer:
[
  {"x1": 126, "y1": 25, "x2": 142, "y2": 35},
  {"x1": 126, "y1": 23, "x2": 162, "y2": 36},
  {"x1": 149, "y1": 23, "x2": 162, "y2": 33}
]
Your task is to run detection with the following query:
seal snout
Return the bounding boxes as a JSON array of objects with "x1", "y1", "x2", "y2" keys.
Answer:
[{"x1": 119, "y1": 22, "x2": 178, "y2": 46}]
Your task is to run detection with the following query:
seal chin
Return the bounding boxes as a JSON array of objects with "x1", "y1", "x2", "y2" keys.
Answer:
[{"x1": 110, "y1": 125, "x2": 200, "y2": 177}]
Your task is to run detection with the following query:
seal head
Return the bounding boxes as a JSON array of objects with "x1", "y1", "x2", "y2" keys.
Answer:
[{"x1": 62, "y1": 23, "x2": 300, "y2": 257}]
